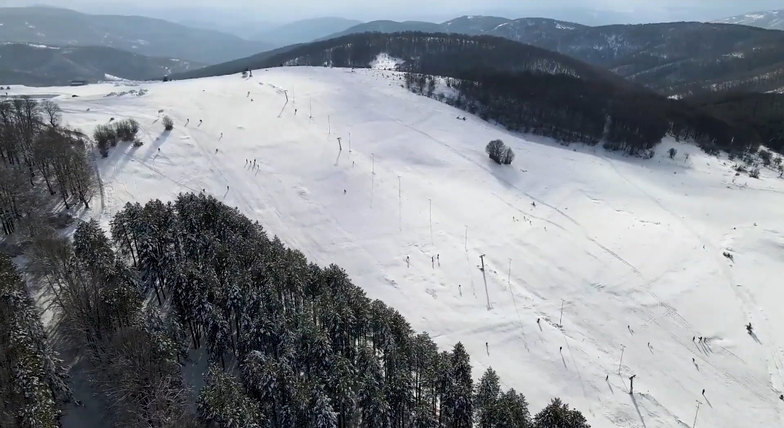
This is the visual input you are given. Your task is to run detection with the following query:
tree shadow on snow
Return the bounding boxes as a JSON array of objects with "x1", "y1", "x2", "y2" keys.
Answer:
[
  {"x1": 103, "y1": 139, "x2": 142, "y2": 178},
  {"x1": 141, "y1": 130, "x2": 171, "y2": 164},
  {"x1": 485, "y1": 157, "x2": 523, "y2": 193}
]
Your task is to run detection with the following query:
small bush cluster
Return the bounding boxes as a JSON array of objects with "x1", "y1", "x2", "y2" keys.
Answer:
[
  {"x1": 162, "y1": 115, "x2": 174, "y2": 131},
  {"x1": 93, "y1": 118, "x2": 141, "y2": 157},
  {"x1": 114, "y1": 118, "x2": 140, "y2": 142},
  {"x1": 486, "y1": 139, "x2": 515, "y2": 165}
]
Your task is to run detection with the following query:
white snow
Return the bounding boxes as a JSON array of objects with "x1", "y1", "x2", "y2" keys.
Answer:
[
  {"x1": 369, "y1": 53, "x2": 403, "y2": 70},
  {"x1": 22, "y1": 67, "x2": 784, "y2": 428},
  {"x1": 555, "y1": 23, "x2": 576, "y2": 30},
  {"x1": 26, "y1": 43, "x2": 59, "y2": 50}
]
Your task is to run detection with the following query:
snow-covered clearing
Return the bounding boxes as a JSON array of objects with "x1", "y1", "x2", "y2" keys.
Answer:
[
  {"x1": 19, "y1": 66, "x2": 784, "y2": 428},
  {"x1": 370, "y1": 53, "x2": 404, "y2": 70}
]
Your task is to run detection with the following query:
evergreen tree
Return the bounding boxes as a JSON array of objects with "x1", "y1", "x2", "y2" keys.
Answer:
[
  {"x1": 534, "y1": 398, "x2": 590, "y2": 428},
  {"x1": 197, "y1": 365, "x2": 261, "y2": 428},
  {"x1": 474, "y1": 367, "x2": 502, "y2": 428},
  {"x1": 0, "y1": 254, "x2": 70, "y2": 428},
  {"x1": 496, "y1": 389, "x2": 532, "y2": 428},
  {"x1": 445, "y1": 342, "x2": 473, "y2": 428}
]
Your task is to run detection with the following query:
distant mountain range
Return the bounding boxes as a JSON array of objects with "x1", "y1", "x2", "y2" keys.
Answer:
[
  {"x1": 317, "y1": 16, "x2": 784, "y2": 95},
  {"x1": 0, "y1": 43, "x2": 198, "y2": 86},
  {"x1": 3, "y1": 6, "x2": 784, "y2": 95},
  {"x1": 0, "y1": 6, "x2": 273, "y2": 64},
  {"x1": 712, "y1": 10, "x2": 784, "y2": 30}
]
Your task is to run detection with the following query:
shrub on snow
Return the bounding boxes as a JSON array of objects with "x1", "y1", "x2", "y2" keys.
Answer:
[
  {"x1": 114, "y1": 118, "x2": 140, "y2": 142},
  {"x1": 162, "y1": 115, "x2": 174, "y2": 131},
  {"x1": 486, "y1": 139, "x2": 515, "y2": 165}
]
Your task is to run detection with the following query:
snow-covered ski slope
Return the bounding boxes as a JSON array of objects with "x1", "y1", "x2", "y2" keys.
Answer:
[{"x1": 24, "y1": 66, "x2": 784, "y2": 427}]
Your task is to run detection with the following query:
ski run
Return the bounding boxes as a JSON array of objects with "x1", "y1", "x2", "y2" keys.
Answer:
[{"x1": 13, "y1": 65, "x2": 784, "y2": 428}]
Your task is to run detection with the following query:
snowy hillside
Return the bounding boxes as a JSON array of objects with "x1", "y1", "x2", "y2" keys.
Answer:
[
  {"x1": 713, "y1": 10, "x2": 784, "y2": 30},
  {"x1": 20, "y1": 66, "x2": 784, "y2": 428}
]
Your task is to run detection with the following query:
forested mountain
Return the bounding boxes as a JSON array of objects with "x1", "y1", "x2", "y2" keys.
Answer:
[
  {"x1": 0, "y1": 43, "x2": 198, "y2": 86},
  {"x1": 322, "y1": 17, "x2": 784, "y2": 95},
  {"x1": 1, "y1": 185, "x2": 592, "y2": 427},
  {"x1": 317, "y1": 20, "x2": 444, "y2": 40},
  {"x1": 0, "y1": 6, "x2": 273, "y2": 64},
  {"x1": 686, "y1": 91, "x2": 784, "y2": 154},
  {"x1": 713, "y1": 10, "x2": 784, "y2": 30},
  {"x1": 171, "y1": 32, "x2": 773, "y2": 156}
]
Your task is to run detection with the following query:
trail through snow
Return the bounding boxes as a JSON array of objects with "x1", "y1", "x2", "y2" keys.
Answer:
[{"x1": 22, "y1": 66, "x2": 784, "y2": 428}]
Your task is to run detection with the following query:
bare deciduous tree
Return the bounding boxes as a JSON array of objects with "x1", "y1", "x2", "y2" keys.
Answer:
[{"x1": 40, "y1": 100, "x2": 62, "y2": 128}]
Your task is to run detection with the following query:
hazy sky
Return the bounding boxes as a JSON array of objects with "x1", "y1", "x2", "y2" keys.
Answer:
[{"x1": 6, "y1": 0, "x2": 784, "y2": 24}]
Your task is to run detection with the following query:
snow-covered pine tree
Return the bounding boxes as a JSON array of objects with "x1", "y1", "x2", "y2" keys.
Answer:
[
  {"x1": 357, "y1": 346, "x2": 391, "y2": 428},
  {"x1": 496, "y1": 388, "x2": 532, "y2": 428},
  {"x1": 533, "y1": 398, "x2": 590, "y2": 428},
  {"x1": 197, "y1": 364, "x2": 261, "y2": 428},
  {"x1": 474, "y1": 367, "x2": 502, "y2": 428},
  {"x1": 310, "y1": 384, "x2": 338, "y2": 428},
  {"x1": 445, "y1": 342, "x2": 473, "y2": 428},
  {"x1": 0, "y1": 254, "x2": 71, "y2": 428}
]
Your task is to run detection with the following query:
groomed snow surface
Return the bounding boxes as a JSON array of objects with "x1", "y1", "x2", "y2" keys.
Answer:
[{"x1": 21, "y1": 66, "x2": 784, "y2": 428}]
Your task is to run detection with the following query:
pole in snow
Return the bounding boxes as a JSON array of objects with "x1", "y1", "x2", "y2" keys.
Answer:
[
  {"x1": 349, "y1": 132, "x2": 352, "y2": 152},
  {"x1": 328, "y1": 115, "x2": 331, "y2": 135},
  {"x1": 428, "y1": 199, "x2": 433, "y2": 243},
  {"x1": 629, "y1": 374, "x2": 636, "y2": 394},
  {"x1": 464, "y1": 225, "x2": 468, "y2": 251},
  {"x1": 559, "y1": 299, "x2": 565, "y2": 326},
  {"x1": 618, "y1": 344, "x2": 626, "y2": 374},
  {"x1": 398, "y1": 176, "x2": 402, "y2": 231},
  {"x1": 309, "y1": 100, "x2": 312, "y2": 119},
  {"x1": 692, "y1": 400, "x2": 700, "y2": 428},
  {"x1": 372, "y1": 153, "x2": 375, "y2": 174},
  {"x1": 508, "y1": 258, "x2": 512, "y2": 288},
  {"x1": 337, "y1": 137, "x2": 342, "y2": 151},
  {"x1": 480, "y1": 254, "x2": 490, "y2": 309}
]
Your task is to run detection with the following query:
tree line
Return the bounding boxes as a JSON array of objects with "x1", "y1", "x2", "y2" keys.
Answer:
[
  {"x1": 0, "y1": 97, "x2": 96, "y2": 235},
  {"x1": 12, "y1": 192, "x2": 591, "y2": 427}
]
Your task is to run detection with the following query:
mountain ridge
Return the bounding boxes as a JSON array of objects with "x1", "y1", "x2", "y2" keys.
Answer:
[
  {"x1": 713, "y1": 10, "x2": 784, "y2": 30},
  {"x1": 0, "y1": 6, "x2": 274, "y2": 65},
  {"x1": 320, "y1": 17, "x2": 784, "y2": 95},
  {"x1": 0, "y1": 42, "x2": 199, "y2": 86}
]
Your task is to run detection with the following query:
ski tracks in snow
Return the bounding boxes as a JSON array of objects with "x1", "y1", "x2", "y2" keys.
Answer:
[{"x1": 604, "y1": 157, "x2": 779, "y2": 408}]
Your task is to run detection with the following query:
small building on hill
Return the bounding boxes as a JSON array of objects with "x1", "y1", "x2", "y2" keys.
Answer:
[{"x1": 70, "y1": 80, "x2": 89, "y2": 86}]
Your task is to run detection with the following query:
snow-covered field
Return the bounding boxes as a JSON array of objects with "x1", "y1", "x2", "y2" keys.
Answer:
[{"x1": 17, "y1": 66, "x2": 784, "y2": 428}]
